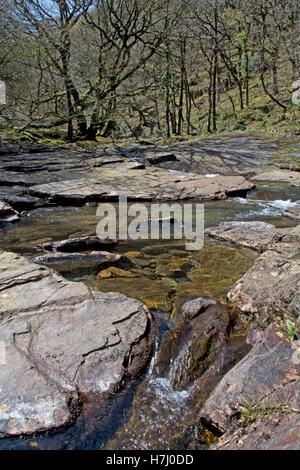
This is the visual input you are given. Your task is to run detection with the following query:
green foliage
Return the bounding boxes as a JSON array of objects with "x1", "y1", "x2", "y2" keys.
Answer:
[
  {"x1": 280, "y1": 320, "x2": 298, "y2": 342},
  {"x1": 240, "y1": 397, "x2": 288, "y2": 426}
]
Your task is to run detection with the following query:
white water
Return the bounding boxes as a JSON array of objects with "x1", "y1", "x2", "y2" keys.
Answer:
[
  {"x1": 109, "y1": 336, "x2": 193, "y2": 450},
  {"x1": 230, "y1": 197, "x2": 300, "y2": 218}
]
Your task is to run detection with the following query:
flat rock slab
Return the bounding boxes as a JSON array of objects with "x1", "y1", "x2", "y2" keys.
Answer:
[
  {"x1": 119, "y1": 136, "x2": 277, "y2": 175},
  {"x1": 0, "y1": 146, "x2": 145, "y2": 210},
  {"x1": 251, "y1": 169, "x2": 300, "y2": 186},
  {"x1": 29, "y1": 168, "x2": 254, "y2": 203},
  {"x1": 205, "y1": 221, "x2": 293, "y2": 252},
  {"x1": 199, "y1": 324, "x2": 300, "y2": 449},
  {"x1": 228, "y1": 249, "x2": 300, "y2": 324},
  {"x1": 0, "y1": 139, "x2": 275, "y2": 209},
  {"x1": 0, "y1": 201, "x2": 20, "y2": 223},
  {"x1": 0, "y1": 250, "x2": 152, "y2": 437}
]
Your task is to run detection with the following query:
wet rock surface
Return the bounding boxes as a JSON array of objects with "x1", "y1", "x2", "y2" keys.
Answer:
[
  {"x1": 33, "y1": 251, "x2": 121, "y2": 270},
  {"x1": 155, "y1": 300, "x2": 250, "y2": 393},
  {"x1": 36, "y1": 235, "x2": 119, "y2": 253},
  {"x1": 0, "y1": 250, "x2": 153, "y2": 437},
  {"x1": 199, "y1": 324, "x2": 300, "y2": 450},
  {"x1": 205, "y1": 221, "x2": 300, "y2": 324}
]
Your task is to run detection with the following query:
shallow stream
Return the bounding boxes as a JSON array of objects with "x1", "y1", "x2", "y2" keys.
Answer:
[{"x1": 0, "y1": 183, "x2": 298, "y2": 450}]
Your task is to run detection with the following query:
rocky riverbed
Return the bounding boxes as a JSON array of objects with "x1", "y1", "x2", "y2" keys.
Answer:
[{"x1": 0, "y1": 137, "x2": 299, "y2": 450}]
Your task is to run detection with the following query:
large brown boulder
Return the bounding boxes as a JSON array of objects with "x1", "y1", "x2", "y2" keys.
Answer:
[
  {"x1": 0, "y1": 250, "x2": 153, "y2": 438},
  {"x1": 228, "y1": 249, "x2": 300, "y2": 324},
  {"x1": 155, "y1": 298, "x2": 250, "y2": 396},
  {"x1": 199, "y1": 324, "x2": 300, "y2": 450}
]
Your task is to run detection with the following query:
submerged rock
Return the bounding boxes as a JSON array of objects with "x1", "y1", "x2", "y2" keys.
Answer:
[
  {"x1": 0, "y1": 250, "x2": 153, "y2": 438},
  {"x1": 98, "y1": 267, "x2": 137, "y2": 278},
  {"x1": 89, "y1": 276, "x2": 177, "y2": 314},
  {"x1": 0, "y1": 201, "x2": 20, "y2": 223},
  {"x1": 199, "y1": 323, "x2": 300, "y2": 450}
]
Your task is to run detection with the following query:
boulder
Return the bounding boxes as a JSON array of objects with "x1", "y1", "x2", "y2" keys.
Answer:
[
  {"x1": 0, "y1": 250, "x2": 153, "y2": 437},
  {"x1": 205, "y1": 221, "x2": 293, "y2": 252},
  {"x1": 0, "y1": 201, "x2": 20, "y2": 223},
  {"x1": 199, "y1": 324, "x2": 300, "y2": 450},
  {"x1": 155, "y1": 299, "x2": 250, "y2": 394},
  {"x1": 36, "y1": 235, "x2": 119, "y2": 253},
  {"x1": 228, "y1": 250, "x2": 300, "y2": 324},
  {"x1": 33, "y1": 250, "x2": 121, "y2": 268}
]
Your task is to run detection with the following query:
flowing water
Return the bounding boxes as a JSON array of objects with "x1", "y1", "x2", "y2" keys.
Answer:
[{"x1": 0, "y1": 183, "x2": 299, "y2": 450}]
